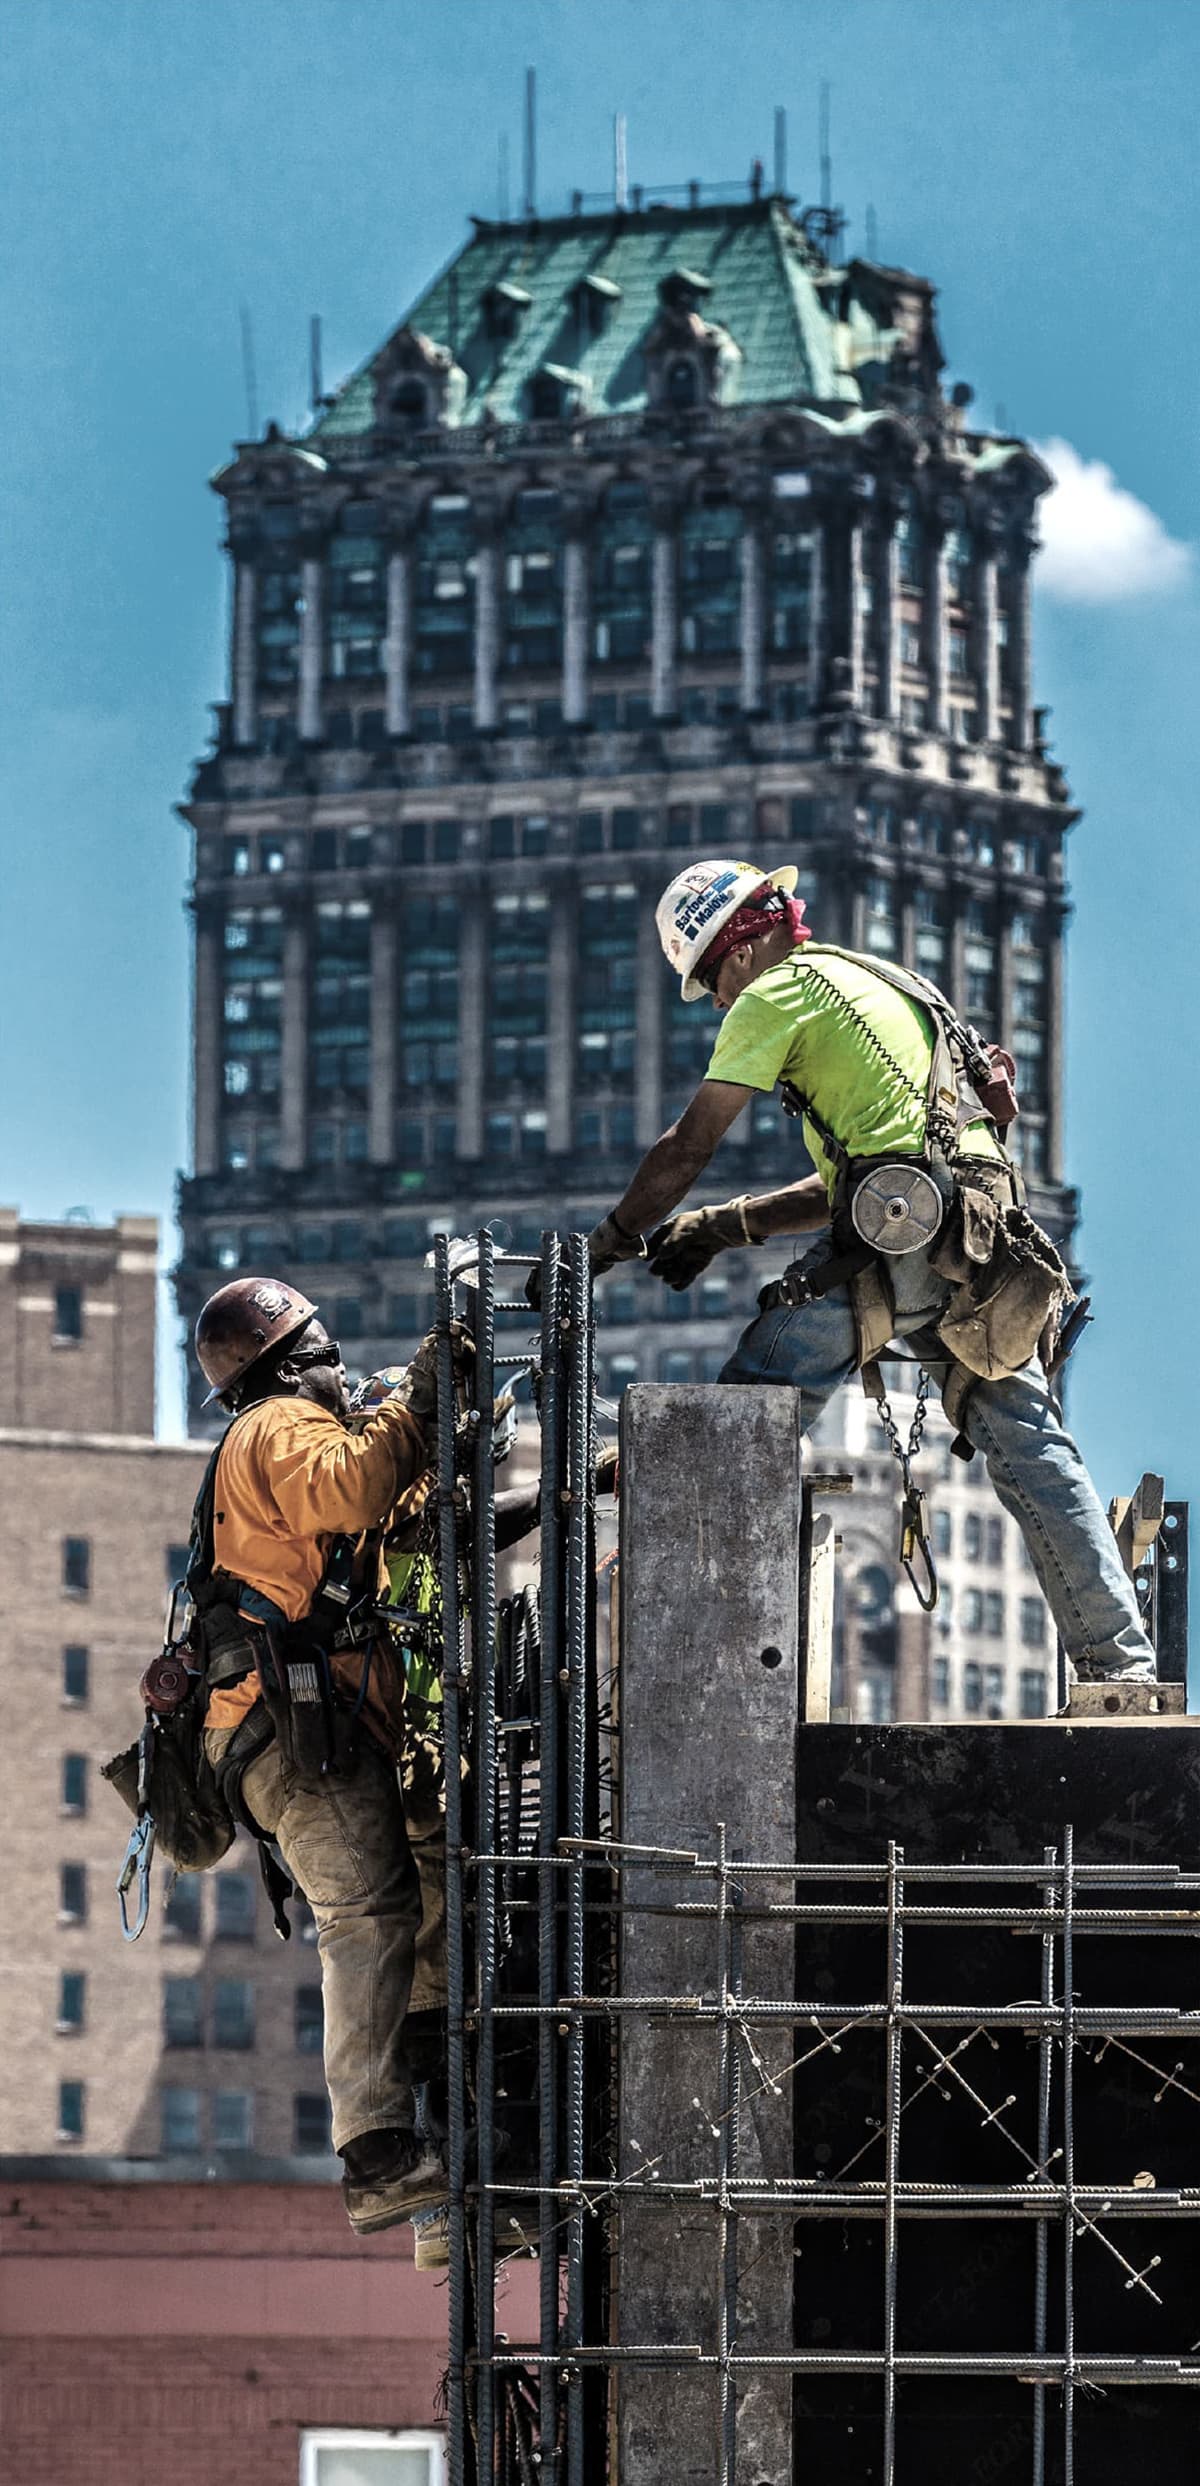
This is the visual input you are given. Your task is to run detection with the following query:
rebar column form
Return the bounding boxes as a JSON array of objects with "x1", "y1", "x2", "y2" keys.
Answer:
[
  {"x1": 563, "y1": 1234, "x2": 596, "y2": 2486},
  {"x1": 882, "y1": 1841, "x2": 905, "y2": 2486},
  {"x1": 1062, "y1": 1821, "x2": 1077, "y2": 2486},
  {"x1": 435, "y1": 1232, "x2": 472, "y2": 2486},
  {"x1": 472, "y1": 1229, "x2": 500, "y2": 2481},
  {"x1": 536, "y1": 1234, "x2": 564, "y2": 2486},
  {"x1": 1032, "y1": 1844, "x2": 1056, "y2": 2486}
]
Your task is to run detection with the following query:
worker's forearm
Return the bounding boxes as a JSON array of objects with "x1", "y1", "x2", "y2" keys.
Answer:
[
  {"x1": 613, "y1": 1128, "x2": 715, "y2": 1236},
  {"x1": 742, "y1": 1176, "x2": 831, "y2": 1241}
]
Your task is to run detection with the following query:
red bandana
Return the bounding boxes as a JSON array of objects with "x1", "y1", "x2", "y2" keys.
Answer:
[{"x1": 698, "y1": 888, "x2": 812, "y2": 986}]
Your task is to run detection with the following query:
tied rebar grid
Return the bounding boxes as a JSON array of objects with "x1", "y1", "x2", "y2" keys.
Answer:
[{"x1": 465, "y1": 1833, "x2": 1200, "y2": 2483}]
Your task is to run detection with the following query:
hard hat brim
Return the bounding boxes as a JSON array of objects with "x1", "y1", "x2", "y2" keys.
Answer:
[{"x1": 679, "y1": 865, "x2": 799, "y2": 1002}]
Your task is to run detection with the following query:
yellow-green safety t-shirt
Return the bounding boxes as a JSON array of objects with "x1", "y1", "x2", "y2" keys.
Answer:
[{"x1": 704, "y1": 947, "x2": 1003, "y2": 1201}]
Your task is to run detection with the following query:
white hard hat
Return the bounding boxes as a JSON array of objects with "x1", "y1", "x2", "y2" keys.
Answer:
[{"x1": 656, "y1": 859, "x2": 799, "y2": 1002}]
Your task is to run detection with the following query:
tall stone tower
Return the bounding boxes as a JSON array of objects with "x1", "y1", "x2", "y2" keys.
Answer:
[{"x1": 177, "y1": 175, "x2": 1073, "y2": 1718}]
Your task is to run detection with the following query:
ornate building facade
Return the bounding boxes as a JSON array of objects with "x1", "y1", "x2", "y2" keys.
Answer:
[{"x1": 177, "y1": 179, "x2": 1072, "y2": 1719}]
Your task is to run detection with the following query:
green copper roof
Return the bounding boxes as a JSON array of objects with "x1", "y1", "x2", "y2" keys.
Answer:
[{"x1": 311, "y1": 199, "x2": 901, "y2": 443}]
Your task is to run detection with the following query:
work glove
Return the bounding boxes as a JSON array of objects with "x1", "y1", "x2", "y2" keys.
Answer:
[
  {"x1": 645, "y1": 1198, "x2": 760, "y2": 1292},
  {"x1": 394, "y1": 1321, "x2": 475, "y2": 1424},
  {"x1": 525, "y1": 1217, "x2": 645, "y2": 1311}
]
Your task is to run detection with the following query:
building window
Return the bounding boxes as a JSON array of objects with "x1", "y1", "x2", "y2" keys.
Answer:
[
  {"x1": 164, "y1": 1976, "x2": 203, "y2": 2049},
  {"x1": 932, "y1": 1510, "x2": 952, "y2": 1556},
  {"x1": 58, "y1": 2080, "x2": 85, "y2": 2142},
  {"x1": 1020, "y1": 1596, "x2": 1047, "y2": 1649},
  {"x1": 53, "y1": 1285, "x2": 83, "y2": 1343},
  {"x1": 161, "y1": 2086, "x2": 201, "y2": 2154},
  {"x1": 296, "y1": 1985, "x2": 324, "y2": 2054},
  {"x1": 57, "y1": 1970, "x2": 85, "y2": 2032},
  {"x1": 294, "y1": 2092, "x2": 333, "y2": 2155},
  {"x1": 212, "y1": 2090, "x2": 254, "y2": 2149},
  {"x1": 931, "y1": 1657, "x2": 950, "y2": 1708},
  {"x1": 986, "y1": 1516, "x2": 1004, "y2": 1565},
  {"x1": 963, "y1": 1662, "x2": 983, "y2": 1715},
  {"x1": 59, "y1": 1863, "x2": 86, "y2": 1923},
  {"x1": 215, "y1": 1873, "x2": 256, "y2": 1943},
  {"x1": 213, "y1": 1979, "x2": 256, "y2": 2050},
  {"x1": 62, "y1": 1646, "x2": 89, "y2": 1704},
  {"x1": 962, "y1": 1588, "x2": 983, "y2": 1635},
  {"x1": 63, "y1": 1537, "x2": 90, "y2": 1596},
  {"x1": 61, "y1": 1754, "x2": 87, "y2": 1815},
  {"x1": 298, "y1": 2429, "x2": 446, "y2": 2486},
  {"x1": 963, "y1": 1512, "x2": 982, "y2": 1562},
  {"x1": 1018, "y1": 1668, "x2": 1046, "y2": 1717},
  {"x1": 164, "y1": 1874, "x2": 203, "y2": 1940},
  {"x1": 984, "y1": 1591, "x2": 1005, "y2": 1637}
]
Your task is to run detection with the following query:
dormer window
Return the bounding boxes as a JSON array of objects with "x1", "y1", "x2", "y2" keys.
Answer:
[
  {"x1": 484, "y1": 280, "x2": 532, "y2": 342},
  {"x1": 667, "y1": 359, "x2": 699, "y2": 411},
  {"x1": 575, "y1": 272, "x2": 622, "y2": 339},
  {"x1": 389, "y1": 379, "x2": 429, "y2": 428},
  {"x1": 658, "y1": 266, "x2": 712, "y2": 314},
  {"x1": 528, "y1": 365, "x2": 587, "y2": 422}
]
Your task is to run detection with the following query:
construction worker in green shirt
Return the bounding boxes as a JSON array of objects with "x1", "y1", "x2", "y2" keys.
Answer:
[{"x1": 581, "y1": 856, "x2": 1155, "y2": 1687}]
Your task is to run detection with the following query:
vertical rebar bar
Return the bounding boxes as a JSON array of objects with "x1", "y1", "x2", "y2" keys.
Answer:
[
  {"x1": 436, "y1": 1234, "x2": 471, "y2": 2486},
  {"x1": 537, "y1": 1235, "x2": 564, "y2": 2483},
  {"x1": 473, "y1": 1231, "x2": 499, "y2": 2481},
  {"x1": 883, "y1": 1840, "x2": 904, "y2": 2486},
  {"x1": 564, "y1": 1235, "x2": 594, "y2": 2486},
  {"x1": 1061, "y1": 1824, "x2": 1077, "y2": 2486},
  {"x1": 715, "y1": 1825, "x2": 741, "y2": 2486},
  {"x1": 1032, "y1": 1844, "x2": 1057, "y2": 2486}
]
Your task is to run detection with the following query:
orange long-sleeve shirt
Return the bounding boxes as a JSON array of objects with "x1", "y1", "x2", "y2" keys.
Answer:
[{"x1": 205, "y1": 1391, "x2": 429, "y2": 1733}]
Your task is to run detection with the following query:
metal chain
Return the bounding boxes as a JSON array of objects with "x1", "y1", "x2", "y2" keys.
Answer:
[
  {"x1": 873, "y1": 1368, "x2": 939, "y2": 1612},
  {"x1": 874, "y1": 1365, "x2": 932, "y2": 1472}
]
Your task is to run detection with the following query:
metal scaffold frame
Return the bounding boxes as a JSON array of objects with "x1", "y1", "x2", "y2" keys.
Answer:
[{"x1": 436, "y1": 1233, "x2": 1200, "y2": 2486}]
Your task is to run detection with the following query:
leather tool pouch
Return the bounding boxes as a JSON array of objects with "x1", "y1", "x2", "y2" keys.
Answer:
[
  {"x1": 931, "y1": 1190, "x2": 1073, "y2": 1383},
  {"x1": 257, "y1": 1625, "x2": 361, "y2": 1799}
]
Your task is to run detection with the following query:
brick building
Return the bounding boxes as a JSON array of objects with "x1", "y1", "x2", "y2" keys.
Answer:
[
  {"x1": 0, "y1": 2167, "x2": 540, "y2": 2482},
  {"x1": 0, "y1": 1209, "x2": 340, "y2": 2163},
  {"x1": 174, "y1": 170, "x2": 1062, "y2": 1722}
]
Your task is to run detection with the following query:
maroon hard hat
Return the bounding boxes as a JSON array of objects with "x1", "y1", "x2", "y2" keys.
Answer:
[{"x1": 195, "y1": 1276, "x2": 319, "y2": 1406}]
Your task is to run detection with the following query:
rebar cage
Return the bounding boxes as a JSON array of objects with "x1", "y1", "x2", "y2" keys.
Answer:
[{"x1": 436, "y1": 1234, "x2": 1200, "y2": 2486}]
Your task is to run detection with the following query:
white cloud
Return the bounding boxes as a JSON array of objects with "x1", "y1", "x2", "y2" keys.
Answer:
[{"x1": 1034, "y1": 438, "x2": 1192, "y2": 603}]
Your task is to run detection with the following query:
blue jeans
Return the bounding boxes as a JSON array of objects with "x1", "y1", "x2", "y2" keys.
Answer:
[{"x1": 720, "y1": 1244, "x2": 1154, "y2": 1678}]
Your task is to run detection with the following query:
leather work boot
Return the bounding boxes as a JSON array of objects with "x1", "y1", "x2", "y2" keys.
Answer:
[{"x1": 341, "y1": 2126, "x2": 446, "y2": 2236}]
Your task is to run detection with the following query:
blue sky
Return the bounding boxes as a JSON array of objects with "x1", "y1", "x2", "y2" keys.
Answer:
[{"x1": 1, "y1": 0, "x2": 1197, "y2": 1547}]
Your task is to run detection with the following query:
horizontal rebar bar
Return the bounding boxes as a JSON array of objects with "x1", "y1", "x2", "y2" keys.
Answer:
[
  {"x1": 477, "y1": 2349, "x2": 1200, "y2": 2383},
  {"x1": 473, "y1": 1997, "x2": 1200, "y2": 2034}
]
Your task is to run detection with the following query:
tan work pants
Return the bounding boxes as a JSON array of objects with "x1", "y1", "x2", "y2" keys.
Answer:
[{"x1": 205, "y1": 1726, "x2": 423, "y2": 2154}]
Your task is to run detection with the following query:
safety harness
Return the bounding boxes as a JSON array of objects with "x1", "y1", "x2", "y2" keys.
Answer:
[{"x1": 762, "y1": 945, "x2": 1073, "y2": 1607}]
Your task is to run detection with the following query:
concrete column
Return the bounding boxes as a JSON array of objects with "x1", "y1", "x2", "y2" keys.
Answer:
[
  {"x1": 846, "y1": 488, "x2": 867, "y2": 712},
  {"x1": 926, "y1": 514, "x2": 949, "y2": 736},
  {"x1": 546, "y1": 881, "x2": 575, "y2": 1153},
  {"x1": 369, "y1": 904, "x2": 398, "y2": 1165},
  {"x1": 298, "y1": 545, "x2": 325, "y2": 743},
  {"x1": 876, "y1": 493, "x2": 901, "y2": 722},
  {"x1": 1007, "y1": 529, "x2": 1036, "y2": 751},
  {"x1": 634, "y1": 896, "x2": 664, "y2": 1148},
  {"x1": 738, "y1": 507, "x2": 768, "y2": 715},
  {"x1": 650, "y1": 509, "x2": 679, "y2": 719},
  {"x1": 1044, "y1": 904, "x2": 1066, "y2": 1183},
  {"x1": 192, "y1": 899, "x2": 223, "y2": 1177},
  {"x1": 384, "y1": 546, "x2": 412, "y2": 738},
  {"x1": 996, "y1": 889, "x2": 1016, "y2": 1052},
  {"x1": 977, "y1": 518, "x2": 1001, "y2": 745},
  {"x1": 456, "y1": 898, "x2": 486, "y2": 1158},
  {"x1": 473, "y1": 522, "x2": 502, "y2": 733},
  {"x1": 617, "y1": 1384, "x2": 804, "y2": 2486},
  {"x1": 230, "y1": 550, "x2": 258, "y2": 748},
  {"x1": 562, "y1": 527, "x2": 590, "y2": 726},
  {"x1": 948, "y1": 882, "x2": 968, "y2": 1019},
  {"x1": 808, "y1": 510, "x2": 827, "y2": 707},
  {"x1": 279, "y1": 902, "x2": 309, "y2": 1171}
]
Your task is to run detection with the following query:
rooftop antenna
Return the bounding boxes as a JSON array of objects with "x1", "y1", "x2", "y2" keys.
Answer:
[
  {"x1": 239, "y1": 304, "x2": 259, "y2": 440},
  {"x1": 309, "y1": 315, "x2": 323, "y2": 415},
  {"x1": 523, "y1": 66, "x2": 537, "y2": 219},
  {"x1": 614, "y1": 111, "x2": 628, "y2": 210},
  {"x1": 820, "y1": 80, "x2": 832, "y2": 217},
  {"x1": 866, "y1": 202, "x2": 879, "y2": 260},
  {"x1": 774, "y1": 104, "x2": 787, "y2": 196},
  {"x1": 498, "y1": 130, "x2": 510, "y2": 221}
]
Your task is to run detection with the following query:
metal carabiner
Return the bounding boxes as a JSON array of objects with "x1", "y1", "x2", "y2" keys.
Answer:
[
  {"x1": 899, "y1": 1474, "x2": 940, "y2": 1614},
  {"x1": 117, "y1": 1812, "x2": 156, "y2": 1942}
]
